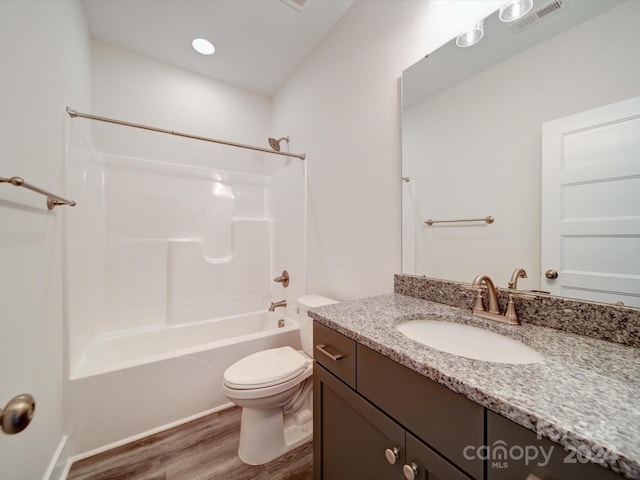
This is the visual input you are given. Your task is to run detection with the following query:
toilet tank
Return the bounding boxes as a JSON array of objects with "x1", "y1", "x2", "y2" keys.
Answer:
[{"x1": 297, "y1": 295, "x2": 339, "y2": 356}]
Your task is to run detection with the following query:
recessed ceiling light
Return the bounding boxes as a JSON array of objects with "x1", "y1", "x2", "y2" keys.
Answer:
[{"x1": 192, "y1": 38, "x2": 215, "y2": 55}]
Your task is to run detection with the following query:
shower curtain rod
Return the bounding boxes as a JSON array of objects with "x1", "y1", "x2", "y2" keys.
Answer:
[{"x1": 65, "y1": 107, "x2": 306, "y2": 160}]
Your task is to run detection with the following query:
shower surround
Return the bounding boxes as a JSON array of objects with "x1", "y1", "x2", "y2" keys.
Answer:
[{"x1": 64, "y1": 121, "x2": 306, "y2": 456}]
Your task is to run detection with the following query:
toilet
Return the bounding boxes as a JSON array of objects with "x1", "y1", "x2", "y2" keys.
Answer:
[{"x1": 222, "y1": 295, "x2": 338, "y2": 465}]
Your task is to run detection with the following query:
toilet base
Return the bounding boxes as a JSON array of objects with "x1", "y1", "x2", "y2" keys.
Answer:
[{"x1": 238, "y1": 406, "x2": 312, "y2": 465}]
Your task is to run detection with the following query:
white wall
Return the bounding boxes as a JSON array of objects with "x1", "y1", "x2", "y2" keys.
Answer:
[
  {"x1": 404, "y1": 1, "x2": 640, "y2": 289},
  {"x1": 271, "y1": 0, "x2": 504, "y2": 301},
  {"x1": 0, "y1": 1, "x2": 91, "y2": 479},
  {"x1": 90, "y1": 41, "x2": 275, "y2": 174}
]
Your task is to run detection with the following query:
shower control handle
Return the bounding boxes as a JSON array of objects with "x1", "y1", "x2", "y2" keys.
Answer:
[{"x1": 273, "y1": 270, "x2": 289, "y2": 288}]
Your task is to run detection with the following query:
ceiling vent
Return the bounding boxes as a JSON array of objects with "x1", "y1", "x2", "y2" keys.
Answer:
[
  {"x1": 510, "y1": 0, "x2": 568, "y2": 34},
  {"x1": 280, "y1": 0, "x2": 310, "y2": 12}
]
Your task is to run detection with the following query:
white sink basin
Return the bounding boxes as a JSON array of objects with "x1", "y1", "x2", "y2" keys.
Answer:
[{"x1": 396, "y1": 320, "x2": 543, "y2": 364}]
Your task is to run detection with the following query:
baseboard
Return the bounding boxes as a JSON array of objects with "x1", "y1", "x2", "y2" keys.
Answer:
[
  {"x1": 43, "y1": 435, "x2": 70, "y2": 480},
  {"x1": 68, "y1": 402, "x2": 235, "y2": 464}
]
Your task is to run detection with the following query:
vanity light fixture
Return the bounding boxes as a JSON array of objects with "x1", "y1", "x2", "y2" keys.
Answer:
[
  {"x1": 192, "y1": 38, "x2": 216, "y2": 55},
  {"x1": 456, "y1": 20, "x2": 484, "y2": 48},
  {"x1": 499, "y1": 0, "x2": 534, "y2": 22}
]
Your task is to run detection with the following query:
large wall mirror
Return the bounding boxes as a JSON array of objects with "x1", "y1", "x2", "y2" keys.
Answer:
[{"x1": 401, "y1": 0, "x2": 640, "y2": 307}]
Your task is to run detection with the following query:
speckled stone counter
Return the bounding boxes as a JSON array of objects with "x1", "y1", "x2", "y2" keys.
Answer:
[
  {"x1": 395, "y1": 274, "x2": 640, "y2": 348},
  {"x1": 310, "y1": 293, "x2": 640, "y2": 479}
]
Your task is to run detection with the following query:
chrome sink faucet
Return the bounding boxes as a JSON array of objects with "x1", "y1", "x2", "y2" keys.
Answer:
[
  {"x1": 268, "y1": 300, "x2": 287, "y2": 312},
  {"x1": 471, "y1": 274, "x2": 519, "y2": 325}
]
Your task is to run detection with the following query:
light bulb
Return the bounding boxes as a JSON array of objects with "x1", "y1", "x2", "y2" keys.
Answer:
[
  {"x1": 456, "y1": 21, "x2": 484, "y2": 48},
  {"x1": 192, "y1": 38, "x2": 215, "y2": 55},
  {"x1": 499, "y1": 0, "x2": 534, "y2": 22}
]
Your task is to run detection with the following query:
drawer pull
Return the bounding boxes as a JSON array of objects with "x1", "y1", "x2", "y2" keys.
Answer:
[
  {"x1": 385, "y1": 447, "x2": 400, "y2": 464},
  {"x1": 402, "y1": 463, "x2": 419, "y2": 480},
  {"x1": 316, "y1": 344, "x2": 344, "y2": 361}
]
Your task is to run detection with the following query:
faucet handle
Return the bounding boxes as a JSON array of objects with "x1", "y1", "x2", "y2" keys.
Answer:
[
  {"x1": 504, "y1": 294, "x2": 519, "y2": 324},
  {"x1": 473, "y1": 288, "x2": 486, "y2": 314},
  {"x1": 273, "y1": 270, "x2": 289, "y2": 288}
]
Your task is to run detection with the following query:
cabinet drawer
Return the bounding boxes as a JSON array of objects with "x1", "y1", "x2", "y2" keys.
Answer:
[
  {"x1": 357, "y1": 345, "x2": 484, "y2": 479},
  {"x1": 313, "y1": 322, "x2": 356, "y2": 388},
  {"x1": 487, "y1": 410, "x2": 624, "y2": 480}
]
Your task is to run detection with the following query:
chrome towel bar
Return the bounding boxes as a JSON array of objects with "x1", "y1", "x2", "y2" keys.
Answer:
[
  {"x1": 425, "y1": 216, "x2": 494, "y2": 226},
  {"x1": 0, "y1": 176, "x2": 76, "y2": 210}
]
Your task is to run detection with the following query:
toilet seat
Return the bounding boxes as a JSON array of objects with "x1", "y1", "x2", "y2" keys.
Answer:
[{"x1": 224, "y1": 346, "x2": 310, "y2": 390}]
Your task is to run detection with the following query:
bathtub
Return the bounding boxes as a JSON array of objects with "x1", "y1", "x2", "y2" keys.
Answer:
[{"x1": 66, "y1": 311, "x2": 302, "y2": 457}]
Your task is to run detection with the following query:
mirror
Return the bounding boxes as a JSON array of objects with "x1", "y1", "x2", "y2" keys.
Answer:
[{"x1": 401, "y1": 0, "x2": 640, "y2": 306}]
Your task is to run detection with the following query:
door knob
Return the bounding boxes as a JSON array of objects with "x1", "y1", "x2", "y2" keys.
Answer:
[
  {"x1": 0, "y1": 394, "x2": 35, "y2": 434},
  {"x1": 545, "y1": 269, "x2": 558, "y2": 279}
]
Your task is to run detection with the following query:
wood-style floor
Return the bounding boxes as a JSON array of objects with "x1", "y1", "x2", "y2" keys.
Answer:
[{"x1": 67, "y1": 407, "x2": 313, "y2": 480}]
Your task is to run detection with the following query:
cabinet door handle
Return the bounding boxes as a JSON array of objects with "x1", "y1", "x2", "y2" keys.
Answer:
[
  {"x1": 385, "y1": 447, "x2": 400, "y2": 464},
  {"x1": 402, "y1": 463, "x2": 419, "y2": 480},
  {"x1": 315, "y1": 344, "x2": 344, "y2": 361}
]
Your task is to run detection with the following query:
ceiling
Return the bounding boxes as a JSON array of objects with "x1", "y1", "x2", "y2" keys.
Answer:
[{"x1": 81, "y1": 0, "x2": 353, "y2": 97}]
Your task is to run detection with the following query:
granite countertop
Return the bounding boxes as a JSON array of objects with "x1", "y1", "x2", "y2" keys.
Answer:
[{"x1": 310, "y1": 293, "x2": 640, "y2": 479}]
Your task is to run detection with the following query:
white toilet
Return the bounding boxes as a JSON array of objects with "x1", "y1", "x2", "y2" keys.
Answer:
[{"x1": 222, "y1": 295, "x2": 338, "y2": 465}]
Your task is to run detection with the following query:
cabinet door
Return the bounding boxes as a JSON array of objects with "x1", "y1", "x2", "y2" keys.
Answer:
[
  {"x1": 487, "y1": 411, "x2": 624, "y2": 480},
  {"x1": 405, "y1": 433, "x2": 472, "y2": 480},
  {"x1": 314, "y1": 363, "x2": 405, "y2": 480},
  {"x1": 357, "y1": 344, "x2": 484, "y2": 479}
]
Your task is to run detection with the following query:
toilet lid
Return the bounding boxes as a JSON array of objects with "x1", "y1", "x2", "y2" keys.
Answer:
[{"x1": 223, "y1": 346, "x2": 309, "y2": 389}]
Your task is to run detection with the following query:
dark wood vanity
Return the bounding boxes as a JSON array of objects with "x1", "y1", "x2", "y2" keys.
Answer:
[{"x1": 313, "y1": 321, "x2": 625, "y2": 480}]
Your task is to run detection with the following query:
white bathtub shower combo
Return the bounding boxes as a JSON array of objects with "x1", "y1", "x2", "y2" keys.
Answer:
[{"x1": 64, "y1": 114, "x2": 310, "y2": 458}]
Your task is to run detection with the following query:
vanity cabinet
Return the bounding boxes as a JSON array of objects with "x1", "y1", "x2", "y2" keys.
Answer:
[
  {"x1": 313, "y1": 321, "x2": 628, "y2": 480},
  {"x1": 313, "y1": 322, "x2": 476, "y2": 480}
]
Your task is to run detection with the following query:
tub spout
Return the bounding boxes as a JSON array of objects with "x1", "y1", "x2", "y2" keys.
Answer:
[{"x1": 268, "y1": 300, "x2": 287, "y2": 312}]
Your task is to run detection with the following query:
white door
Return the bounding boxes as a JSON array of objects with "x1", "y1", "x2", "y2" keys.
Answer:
[
  {"x1": 541, "y1": 96, "x2": 640, "y2": 307},
  {"x1": 0, "y1": 2, "x2": 80, "y2": 478}
]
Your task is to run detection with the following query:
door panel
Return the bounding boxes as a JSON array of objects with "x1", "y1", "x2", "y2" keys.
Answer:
[{"x1": 541, "y1": 95, "x2": 640, "y2": 306}]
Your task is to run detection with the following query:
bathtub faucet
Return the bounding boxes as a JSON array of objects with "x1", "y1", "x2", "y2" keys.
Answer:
[{"x1": 268, "y1": 300, "x2": 287, "y2": 312}]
